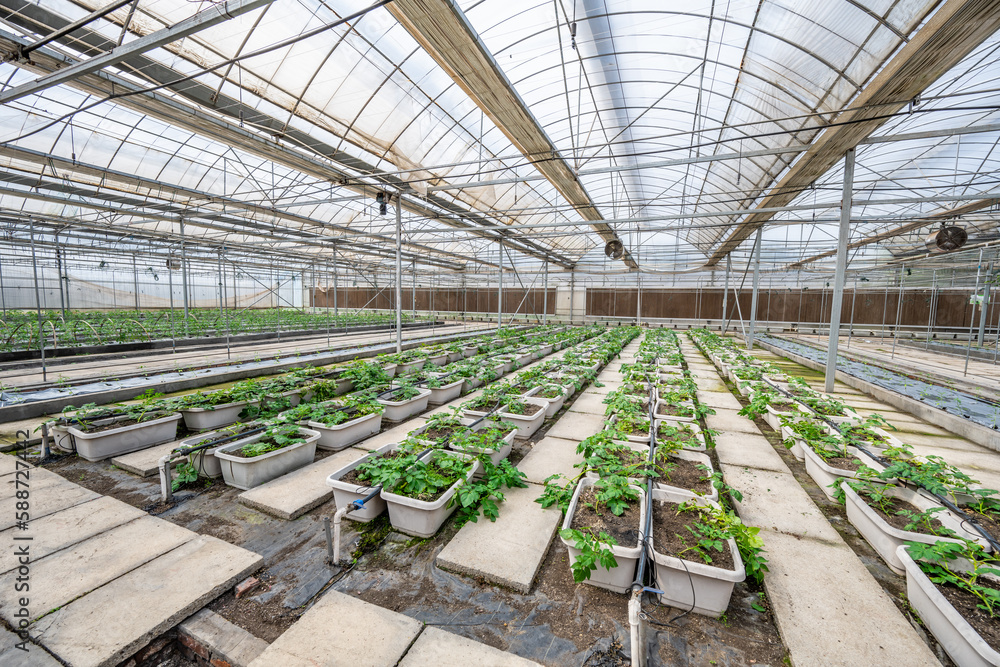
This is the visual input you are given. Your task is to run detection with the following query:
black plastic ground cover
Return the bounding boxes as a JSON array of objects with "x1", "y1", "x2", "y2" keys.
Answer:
[
  {"x1": 762, "y1": 335, "x2": 1000, "y2": 430},
  {"x1": 898, "y1": 339, "x2": 1000, "y2": 362}
]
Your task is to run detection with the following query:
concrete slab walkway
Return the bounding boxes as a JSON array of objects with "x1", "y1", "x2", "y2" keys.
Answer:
[
  {"x1": 436, "y1": 484, "x2": 562, "y2": 593},
  {"x1": 679, "y1": 338, "x2": 940, "y2": 667}
]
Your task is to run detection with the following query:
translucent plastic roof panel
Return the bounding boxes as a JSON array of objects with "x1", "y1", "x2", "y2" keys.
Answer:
[{"x1": 1, "y1": 0, "x2": 997, "y2": 276}]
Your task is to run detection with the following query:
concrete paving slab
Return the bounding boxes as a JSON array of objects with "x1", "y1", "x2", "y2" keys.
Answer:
[
  {"x1": 0, "y1": 467, "x2": 63, "y2": 497},
  {"x1": 0, "y1": 475, "x2": 99, "y2": 531},
  {"x1": 567, "y1": 392, "x2": 608, "y2": 415},
  {"x1": 899, "y1": 432, "x2": 986, "y2": 453},
  {"x1": 704, "y1": 409, "x2": 759, "y2": 435},
  {"x1": 722, "y1": 466, "x2": 841, "y2": 542},
  {"x1": 761, "y1": 529, "x2": 939, "y2": 667},
  {"x1": 546, "y1": 412, "x2": 607, "y2": 441},
  {"x1": 436, "y1": 484, "x2": 561, "y2": 593},
  {"x1": 713, "y1": 432, "x2": 788, "y2": 473},
  {"x1": 112, "y1": 439, "x2": 183, "y2": 477},
  {"x1": 353, "y1": 418, "x2": 428, "y2": 452},
  {"x1": 595, "y1": 369, "x2": 621, "y2": 383},
  {"x1": 249, "y1": 589, "x2": 421, "y2": 667},
  {"x1": 517, "y1": 436, "x2": 583, "y2": 484},
  {"x1": 180, "y1": 608, "x2": 268, "y2": 667},
  {"x1": 696, "y1": 390, "x2": 743, "y2": 410},
  {"x1": 0, "y1": 627, "x2": 61, "y2": 666},
  {"x1": 399, "y1": 626, "x2": 541, "y2": 666},
  {"x1": 238, "y1": 447, "x2": 368, "y2": 520},
  {"x1": 0, "y1": 515, "x2": 195, "y2": 625},
  {"x1": 0, "y1": 453, "x2": 29, "y2": 477},
  {"x1": 693, "y1": 378, "x2": 727, "y2": 392},
  {"x1": 0, "y1": 496, "x2": 144, "y2": 574},
  {"x1": 31, "y1": 535, "x2": 262, "y2": 667}
]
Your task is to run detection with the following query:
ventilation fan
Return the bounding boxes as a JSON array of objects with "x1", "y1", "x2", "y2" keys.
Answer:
[
  {"x1": 165, "y1": 257, "x2": 182, "y2": 270},
  {"x1": 604, "y1": 239, "x2": 624, "y2": 259},
  {"x1": 925, "y1": 226, "x2": 968, "y2": 253}
]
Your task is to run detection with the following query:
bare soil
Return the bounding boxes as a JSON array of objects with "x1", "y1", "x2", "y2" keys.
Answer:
[
  {"x1": 651, "y1": 499, "x2": 735, "y2": 571},
  {"x1": 935, "y1": 582, "x2": 1000, "y2": 652},
  {"x1": 660, "y1": 457, "x2": 712, "y2": 495},
  {"x1": 862, "y1": 494, "x2": 947, "y2": 533},
  {"x1": 507, "y1": 403, "x2": 543, "y2": 417},
  {"x1": 569, "y1": 488, "x2": 642, "y2": 547}
]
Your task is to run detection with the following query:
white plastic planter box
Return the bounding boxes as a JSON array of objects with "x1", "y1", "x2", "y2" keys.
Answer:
[
  {"x1": 50, "y1": 423, "x2": 75, "y2": 452},
  {"x1": 215, "y1": 427, "x2": 320, "y2": 490},
  {"x1": 68, "y1": 413, "x2": 182, "y2": 462},
  {"x1": 655, "y1": 398, "x2": 696, "y2": 422},
  {"x1": 429, "y1": 353, "x2": 449, "y2": 366},
  {"x1": 177, "y1": 428, "x2": 260, "y2": 478},
  {"x1": 308, "y1": 412, "x2": 383, "y2": 451},
  {"x1": 841, "y1": 482, "x2": 988, "y2": 575},
  {"x1": 383, "y1": 363, "x2": 398, "y2": 378},
  {"x1": 779, "y1": 424, "x2": 806, "y2": 461},
  {"x1": 896, "y1": 545, "x2": 1000, "y2": 667},
  {"x1": 531, "y1": 385, "x2": 568, "y2": 418},
  {"x1": 561, "y1": 477, "x2": 646, "y2": 594},
  {"x1": 326, "y1": 442, "x2": 401, "y2": 523},
  {"x1": 446, "y1": 421, "x2": 515, "y2": 467},
  {"x1": 180, "y1": 401, "x2": 249, "y2": 431},
  {"x1": 656, "y1": 450, "x2": 717, "y2": 503},
  {"x1": 300, "y1": 377, "x2": 352, "y2": 402},
  {"x1": 537, "y1": 343, "x2": 554, "y2": 357},
  {"x1": 607, "y1": 415, "x2": 654, "y2": 445},
  {"x1": 764, "y1": 403, "x2": 806, "y2": 431},
  {"x1": 378, "y1": 387, "x2": 432, "y2": 421},
  {"x1": 802, "y1": 444, "x2": 864, "y2": 500},
  {"x1": 654, "y1": 419, "x2": 707, "y2": 452},
  {"x1": 447, "y1": 351, "x2": 463, "y2": 363},
  {"x1": 650, "y1": 488, "x2": 745, "y2": 616},
  {"x1": 396, "y1": 359, "x2": 425, "y2": 375},
  {"x1": 461, "y1": 377, "x2": 483, "y2": 393},
  {"x1": 381, "y1": 452, "x2": 479, "y2": 537},
  {"x1": 462, "y1": 346, "x2": 478, "y2": 358},
  {"x1": 498, "y1": 397, "x2": 549, "y2": 439},
  {"x1": 516, "y1": 351, "x2": 534, "y2": 365},
  {"x1": 427, "y1": 378, "x2": 464, "y2": 405}
]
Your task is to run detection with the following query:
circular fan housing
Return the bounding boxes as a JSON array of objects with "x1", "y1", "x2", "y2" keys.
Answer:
[
  {"x1": 605, "y1": 239, "x2": 624, "y2": 259},
  {"x1": 925, "y1": 226, "x2": 968, "y2": 253}
]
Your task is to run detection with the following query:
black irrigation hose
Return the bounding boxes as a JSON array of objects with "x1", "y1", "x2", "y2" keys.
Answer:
[
  {"x1": 173, "y1": 426, "x2": 267, "y2": 456},
  {"x1": 760, "y1": 377, "x2": 1000, "y2": 553}
]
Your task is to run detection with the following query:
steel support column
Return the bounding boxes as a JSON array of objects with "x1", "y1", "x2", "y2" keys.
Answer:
[
  {"x1": 497, "y1": 242, "x2": 503, "y2": 330},
  {"x1": 28, "y1": 220, "x2": 46, "y2": 381},
  {"x1": 977, "y1": 262, "x2": 992, "y2": 346},
  {"x1": 748, "y1": 228, "x2": 763, "y2": 350},
  {"x1": 722, "y1": 255, "x2": 730, "y2": 334},
  {"x1": 825, "y1": 148, "x2": 855, "y2": 393},
  {"x1": 395, "y1": 194, "x2": 403, "y2": 354},
  {"x1": 543, "y1": 261, "x2": 548, "y2": 324}
]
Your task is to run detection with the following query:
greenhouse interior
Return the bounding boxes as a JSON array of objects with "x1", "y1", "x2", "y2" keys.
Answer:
[{"x1": 1, "y1": 0, "x2": 1000, "y2": 665}]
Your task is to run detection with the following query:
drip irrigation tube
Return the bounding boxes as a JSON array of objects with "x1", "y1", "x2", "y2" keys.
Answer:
[{"x1": 761, "y1": 377, "x2": 1000, "y2": 553}]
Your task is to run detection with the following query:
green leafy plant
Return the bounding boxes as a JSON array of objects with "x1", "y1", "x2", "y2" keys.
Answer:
[
  {"x1": 559, "y1": 527, "x2": 619, "y2": 583},
  {"x1": 905, "y1": 540, "x2": 1000, "y2": 618}
]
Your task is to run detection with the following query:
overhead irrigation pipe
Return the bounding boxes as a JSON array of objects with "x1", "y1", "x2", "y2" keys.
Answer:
[{"x1": 760, "y1": 378, "x2": 1000, "y2": 553}]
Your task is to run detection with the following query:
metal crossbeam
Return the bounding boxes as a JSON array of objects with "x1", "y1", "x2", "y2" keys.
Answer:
[{"x1": 0, "y1": 0, "x2": 273, "y2": 105}]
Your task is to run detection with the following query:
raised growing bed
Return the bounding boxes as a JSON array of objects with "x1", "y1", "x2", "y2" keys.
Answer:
[
  {"x1": 497, "y1": 397, "x2": 549, "y2": 439},
  {"x1": 378, "y1": 387, "x2": 432, "y2": 421},
  {"x1": 380, "y1": 451, "x2": 479, "y2": 537},
  {"x1": 560, "y1": 477, "x2": 646, "y2": 594},
  {"x1": 177, "y1": 425, "x2": 264, "y2": 478},
  {"x1": 656, "y1": 449, "x2": 717, "y2": 502},
  {"x1": 426, "y1": 378, "x2": 465, "y2": 406},
  {"x1": 215, "y1": 426, "x2": 320, "y2": 490},
  {"x1": 895, "y1": 544, "x2": 1000, "y2": 666},
  {"x1": 326, "y1": 442, "x2": 414, "y2": 523},
  {"x1": 308, "y1": 411, "x2": 383, "y2": 451},
  {"x1": 68, "y1": 412, "x2": 182, "y2": 462},
  {"x1": 841, "y1": 482, "x2": 989, "y2": 575},
  {"x1": 649, "y1": 488, "x2": 745, "y2": 617},
  {"x1": 179, "y1": 400, "x2": 250, "y2": 431}
]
